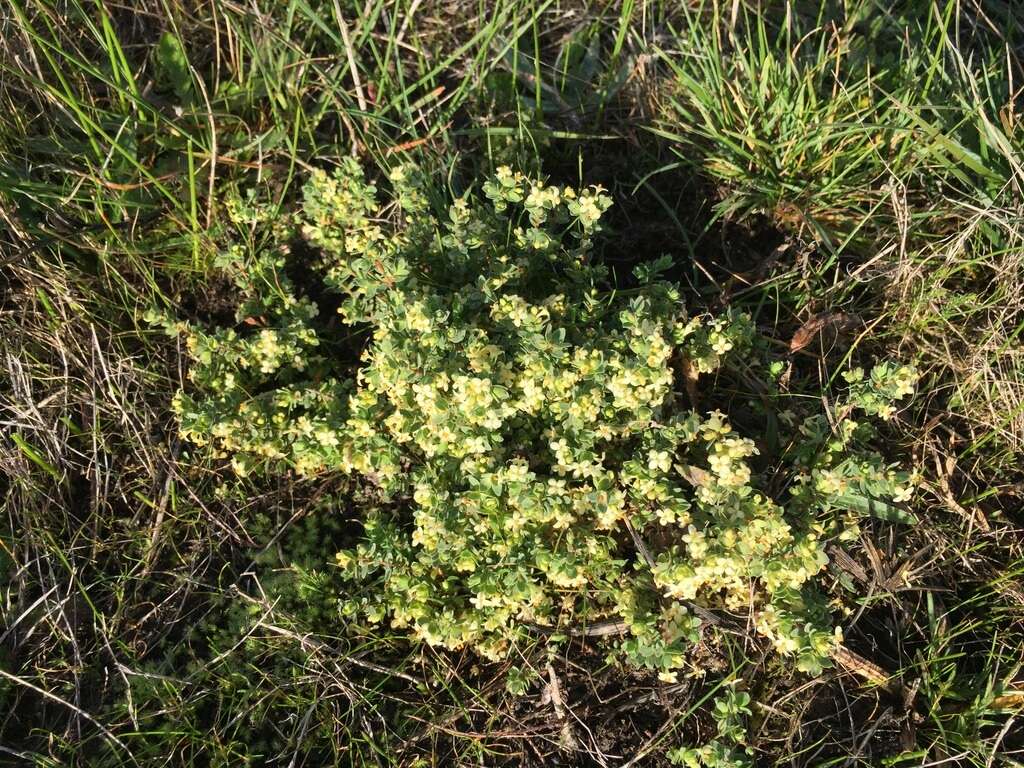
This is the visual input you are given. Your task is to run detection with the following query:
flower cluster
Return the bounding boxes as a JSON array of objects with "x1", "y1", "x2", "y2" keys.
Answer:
[{"x1": 165, "y1": 162, "x2": 917, "y2": 680}]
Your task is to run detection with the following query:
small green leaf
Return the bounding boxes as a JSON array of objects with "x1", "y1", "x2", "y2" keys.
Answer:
[
  {"x1": 156, "y1": 31, "x2": 193, "y2": 102},
  {"x1": 10, "y1": 434, "x2": 62, "y2": 483},
  {"x1": 834, "y1": 491, "x2": 918, "y2": 524}
]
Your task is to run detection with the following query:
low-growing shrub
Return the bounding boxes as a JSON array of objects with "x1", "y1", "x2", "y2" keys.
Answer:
[{"x1": 157, "y1": 161, "x2": 917, "y2": 680}]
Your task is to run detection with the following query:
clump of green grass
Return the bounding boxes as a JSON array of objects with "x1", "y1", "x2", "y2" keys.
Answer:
[
  {"x1": 653, "y1": 3, "x2": 914, "y2": 240},
  {"x1": 654, "y1": 1, "x2": 1016, "y2": 240}
]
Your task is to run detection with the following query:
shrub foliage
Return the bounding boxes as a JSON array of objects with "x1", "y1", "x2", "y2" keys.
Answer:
[{"x1": 162, "y1": 163, "x2": 916, "y2": 679}]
